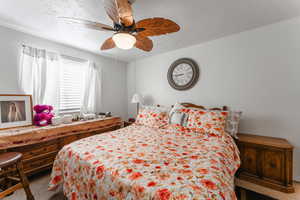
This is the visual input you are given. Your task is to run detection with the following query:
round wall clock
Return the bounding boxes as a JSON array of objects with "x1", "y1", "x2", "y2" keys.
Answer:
[{"x1": 167, "y1": 58, "x2": 199, "y2": 90}]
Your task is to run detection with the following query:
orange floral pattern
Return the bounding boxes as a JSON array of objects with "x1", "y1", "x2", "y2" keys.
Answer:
[
  {"x1": 186, "y1": 110, "x2": 228, "y2": 134},
  {"x1": 49, "y1": 124, "x2": 240, "y2": 200},
  {"x1": 135, "y1": 108, "x2": 168, "y2": 128}
]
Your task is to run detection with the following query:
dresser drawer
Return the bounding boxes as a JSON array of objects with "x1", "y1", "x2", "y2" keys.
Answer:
[
  {"x1": 62, "y1": 135, "x2": 78, "y2": 146},
  {"x1": 9, "y1": 140, "x2": 59, "y2": 160},
  {"x1": 23, "y1": 143, "x2": 59, "y2": 160},
  {"x1": 23, "y1": 152, "x2": 57, "y2": 172},
  {"x1": 77, "y1": 131, "x2": 94, "y2": 139}
]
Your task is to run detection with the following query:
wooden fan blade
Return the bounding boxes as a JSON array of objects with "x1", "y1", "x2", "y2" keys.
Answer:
[
  {"x1": 136, "y1": 18, "x2": 180, "y2": 37},
  {"x1": 135, "y1": 35, "x2": 153, "y2": 52},
  {"x1": 101, "y1": 37, "x2": 116, "y2": 50},
  {"x1": 116, "y1": 0, "x2": 134, "y2": 27},
  {"x1": 59, "y1": 17, "x2": 114, "y2": 31},
  {"x1": 103, "y1": 0, "x2": 120, "y2": 24}
]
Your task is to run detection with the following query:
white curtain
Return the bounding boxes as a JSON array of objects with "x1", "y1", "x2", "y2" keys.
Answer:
[
  {"x1": 43, "y1": 53, "x2": 61, "y2": 114},
  {"x1": 19, "y1": 45, "x2": 101, "y2": 115},
  {"x1": 81, "y1": 62, "x2": 102, "y2": 113},
  {"x1": 19, "y1": 45, "x2": 61, "y2": 109}
]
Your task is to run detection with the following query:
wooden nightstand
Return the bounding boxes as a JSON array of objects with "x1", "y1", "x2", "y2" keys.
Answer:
[
  {"x1": 124, "y1": 121, "x2": 134, "y2": 127},
  {"x1": 236, "y1": 133, "x2": 294, "y2": 193}
]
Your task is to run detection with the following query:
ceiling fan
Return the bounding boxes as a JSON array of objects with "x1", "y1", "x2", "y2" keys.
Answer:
[{"x1": 60, "y1": 0, "x2": 180, "y2": 52}]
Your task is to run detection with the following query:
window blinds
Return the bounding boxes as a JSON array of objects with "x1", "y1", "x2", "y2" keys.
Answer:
[{"x1": 59, "y1": 57, "x2": 87, "y2": 113}]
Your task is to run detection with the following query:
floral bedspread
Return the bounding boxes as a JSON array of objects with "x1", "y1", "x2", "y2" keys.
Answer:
[{"x1": 49, "y1": 124, "x2": 240, "y2": 200}]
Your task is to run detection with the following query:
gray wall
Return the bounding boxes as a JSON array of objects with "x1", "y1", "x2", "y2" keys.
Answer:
[
  {"x1": 0, "y1": 25, "x2": 128, "y2": 119},
  {"x1": 127, "y1": 17, "x2": 300, "y2": 181}
]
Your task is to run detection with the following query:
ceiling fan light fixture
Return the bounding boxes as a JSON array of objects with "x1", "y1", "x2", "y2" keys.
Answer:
[{"x1": 112, "y1": 33, "x2": 136, "y2": 50}]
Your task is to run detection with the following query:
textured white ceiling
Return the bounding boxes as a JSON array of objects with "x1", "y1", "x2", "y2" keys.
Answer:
[{"x1": 0, "y1": 0, "x2": 300, "y2": 62}]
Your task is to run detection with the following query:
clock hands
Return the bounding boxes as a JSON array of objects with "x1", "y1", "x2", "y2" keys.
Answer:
[{"x1": 174, "y1": 73, "x2": 184, "y2": 77}]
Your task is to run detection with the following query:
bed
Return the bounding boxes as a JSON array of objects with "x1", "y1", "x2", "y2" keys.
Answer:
[{"x1": 49, "y1": 104, "x2": 240, "y2": 200}]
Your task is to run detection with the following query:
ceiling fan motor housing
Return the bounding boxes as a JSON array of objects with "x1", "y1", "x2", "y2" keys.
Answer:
[{"x1": 114, "y1": 22, "x2": 142, "y2": 34}]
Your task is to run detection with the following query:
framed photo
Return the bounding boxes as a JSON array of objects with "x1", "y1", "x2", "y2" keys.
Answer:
[{"x1": 0, "y1": 94, "x2": 33, "y2": 129}]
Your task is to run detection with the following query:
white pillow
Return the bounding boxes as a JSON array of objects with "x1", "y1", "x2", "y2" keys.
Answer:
[
  {"x1": 141, "y1": 105, "x2": 171, "y2": 113},
  {"x1": 168, "y1": 103, "x2": 188, "y2": 126},
  {"x1": 169, "y1": 111, "x2": 188, "y2": 126}
]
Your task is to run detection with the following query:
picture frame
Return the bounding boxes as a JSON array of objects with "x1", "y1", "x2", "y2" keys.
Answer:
[{"x1": 0, "y1": 94, "x2": 33, "y2": 129}]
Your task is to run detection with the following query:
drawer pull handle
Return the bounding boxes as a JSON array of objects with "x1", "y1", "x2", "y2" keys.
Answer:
[{"x1": 270, "y1": 162, "x2": 276, "y2": 168}]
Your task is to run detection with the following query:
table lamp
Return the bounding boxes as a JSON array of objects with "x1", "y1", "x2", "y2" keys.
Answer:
[{"x1": 131, "y1": 93, "x2": 143, "y2": 115}]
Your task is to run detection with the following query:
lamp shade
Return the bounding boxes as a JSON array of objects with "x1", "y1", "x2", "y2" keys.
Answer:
[
  {"x1": 131, "y1": 94, "x2": 143, "y2": 104},
  {"x1": 112, "y1": 33, "x2": 136, "y2": 50}
]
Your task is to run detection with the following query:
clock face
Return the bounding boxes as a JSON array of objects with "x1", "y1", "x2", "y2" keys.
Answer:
[
  {"x1": 172, "y1": 63, "x2": 194, "y2": 86},
  {"x1": 167, "y1": 58, "x2": 199, "y2": 90}
]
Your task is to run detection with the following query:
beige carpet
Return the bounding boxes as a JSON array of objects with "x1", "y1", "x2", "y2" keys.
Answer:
[{"x1": 3, "y1": 172, "x2": 65, "y2": 200}]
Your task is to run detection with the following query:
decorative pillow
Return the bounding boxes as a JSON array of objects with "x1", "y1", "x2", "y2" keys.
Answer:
[
  {"x1": 186, "y1": 110, "x2": 228, "y2": 133},
  {"x1": 177, "y1": 108, "x2": 192, "y2": 114},
  {"x1": 225, "y1": 111, "x2": 242, "y2": 138},
  {"x1": 168, "y1": 103, "x2": 189, "y2": 126},
  {"x1": 141, "y1": 105, "x2": 171, "y2": 113},
  {"x1": 169, "y1": 111, "x2": 188, "y2": 126},
  {"x1": 135, "y1": 108, "x2": 168, "y2": 128}
]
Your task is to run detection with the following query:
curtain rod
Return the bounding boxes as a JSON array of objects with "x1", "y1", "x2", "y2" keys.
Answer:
[
  {"x1": 22, "y1": 44, "x2": 88, "y2": 63},
  {"x1": 61, "y1": 54, "x2": 88, "y2": 63}
]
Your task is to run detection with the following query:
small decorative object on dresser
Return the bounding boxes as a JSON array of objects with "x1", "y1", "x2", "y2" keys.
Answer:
[
  {"x1": 167, "y1": 58, "x2": 200, "y2": 91},
  {"x1": 236, "y1": 133, "x2": 294, "y2": 193},
  {"x1": 61, "y1": 114, "x2": 73, "y2": 124},
  {"x1": 51, "y1": 116, "x2": 63, "y2": 126},
  {"x1": 0, "y1": 94, "x2": 33, "y2": 129},
  {"x1": 82, "y1": 113, "x2": 96, "y2": 121},
  {"x1": 98, "y1": 112, "x2": 112, "y2": 118},
  {"x1": 33, "y1": 105, "x2": 54, "y2": 127}
]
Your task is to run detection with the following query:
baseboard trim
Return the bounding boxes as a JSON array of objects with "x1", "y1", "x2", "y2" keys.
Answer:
[{"x1": 295, "y1": 177, "x2": 300, "y2": 183}]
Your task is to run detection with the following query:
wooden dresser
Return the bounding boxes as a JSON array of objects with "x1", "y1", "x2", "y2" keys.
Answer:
[
  {"x1": 0, "y1": 117, "x2": 122, "y2": 180},
  {"x1": 236, "y1": 133, "x2": 294, "y2": 193}
]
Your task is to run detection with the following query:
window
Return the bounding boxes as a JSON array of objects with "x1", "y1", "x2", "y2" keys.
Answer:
[
  {"x1": 20, "y1": 45, "x2": 100, "y2": 115},
  {"x1": 59, "y1": 57, "x2": 87, "y2": 114}
]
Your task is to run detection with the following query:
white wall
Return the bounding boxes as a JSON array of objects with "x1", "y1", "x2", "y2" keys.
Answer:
[
  {"x1": 0, "y1": 25, "x2": 128, "y2": 119},
  {"x1": 127, "y1": 17, "x2": 300, "y2": 181}
]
